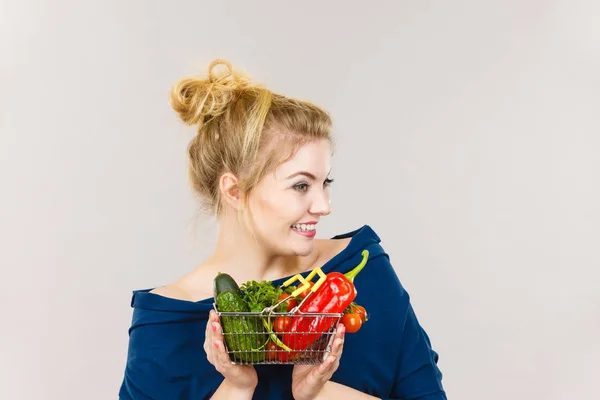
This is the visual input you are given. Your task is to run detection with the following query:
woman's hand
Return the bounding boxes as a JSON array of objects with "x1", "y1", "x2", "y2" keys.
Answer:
[
  {"x1": 204, "y1": 310, "x2": 258, "y2": 391},
  {"x1": 291, "y1": 324, "x2": 346, "y2": 400}
]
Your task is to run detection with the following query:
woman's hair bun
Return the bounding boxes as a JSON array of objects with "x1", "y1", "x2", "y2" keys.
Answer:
[{"x1": 169, "y1": 59, "x2": 252, "y2": 126}]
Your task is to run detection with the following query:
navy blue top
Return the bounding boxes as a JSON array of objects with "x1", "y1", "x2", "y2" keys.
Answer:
[{"x1": 119, "y1": 225, "x2": 447, "y2": 399}]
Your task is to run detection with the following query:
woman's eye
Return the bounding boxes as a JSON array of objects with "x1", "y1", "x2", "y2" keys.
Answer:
[
  {"x1": 324, "y1": 178, "x2": 334, "y2": 187},
  {"x1": 294, "y1": 183, "x2": 309, "y2": 192}
]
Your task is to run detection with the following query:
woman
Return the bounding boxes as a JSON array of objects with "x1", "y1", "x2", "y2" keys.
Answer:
[{"x1": 119, "y1": 59, "x2": 447, "y2": 399}]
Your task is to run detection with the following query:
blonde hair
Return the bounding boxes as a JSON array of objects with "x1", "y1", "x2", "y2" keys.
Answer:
[{"x1": 169, "y1": 59, "x2": 333, "y2": 219}]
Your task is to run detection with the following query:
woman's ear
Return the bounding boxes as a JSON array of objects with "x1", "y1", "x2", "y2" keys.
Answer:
[{"x1": 219, "y1": 172, "x2": 242, "y2": 210}]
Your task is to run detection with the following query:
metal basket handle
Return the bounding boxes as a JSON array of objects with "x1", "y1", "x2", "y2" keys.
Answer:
[{"x1": 282, "y1": 267, "x2": 327, "y2": 298}]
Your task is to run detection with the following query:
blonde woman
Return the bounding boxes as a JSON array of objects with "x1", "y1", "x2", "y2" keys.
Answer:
[{"x1": 119, "y1": 60, "x2": 446, "y2": 400}]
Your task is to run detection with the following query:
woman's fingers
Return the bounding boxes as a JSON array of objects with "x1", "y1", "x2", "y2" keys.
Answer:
[
  {"x1": 215, "y1": 338, "x2": 232, "y2": 367},
  {"x1": 206, "y1": 310, "x2": 224, "y2": 365},
  {"x1": 334, "y1": 324, "x2": 345, "y2": 356},
  {"x1": 212, "y1": 324, "x2": 235, "y2": 371},
  {"x1": 204, "y1": 311, "x2": 214, "y2": 357},
  {"x1": 208, "y1": 312, "x2": 232, "y2": 367},
  {"x1": 320, "y1": 323, "x2": 345, "y2": 375},
  {"x1": 212, "y1": 319, "x2": 223, "y2": 348},
  {"x1": 329, "y1": 324, "x2": 345, "y2": 359}
]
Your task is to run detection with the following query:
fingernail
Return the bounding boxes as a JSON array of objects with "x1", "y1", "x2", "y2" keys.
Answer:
[
  {"x1": 212, "y1": 323, "x2": 217, "y2": 332},
  {"x1": 214, "y1": 341, "x2": 219, "y2": 349}
]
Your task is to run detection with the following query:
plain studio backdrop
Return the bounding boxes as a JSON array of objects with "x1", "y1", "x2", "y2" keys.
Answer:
[{"x1": 1, "y1": 1, "x2": 599, "y2": 399}]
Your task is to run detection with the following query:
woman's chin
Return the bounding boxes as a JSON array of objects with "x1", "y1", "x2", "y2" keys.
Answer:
[{"x1": 292, "y1": 242, "x2": 315, "y2": 257}]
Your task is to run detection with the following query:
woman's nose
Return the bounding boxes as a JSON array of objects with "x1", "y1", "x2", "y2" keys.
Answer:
[{"x1": 310, "y1": 191, "x2": 331, "y2": 216}]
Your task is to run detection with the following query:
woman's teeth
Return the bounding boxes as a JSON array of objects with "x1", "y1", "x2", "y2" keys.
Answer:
[{"x1": 291, "y1": 224, "x2": 316, "y2": 232}]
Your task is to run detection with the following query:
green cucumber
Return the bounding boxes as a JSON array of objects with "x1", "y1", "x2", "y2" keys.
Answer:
[
  {"x1": 213, "y1": 273, "x2": 267, "y2": 363},
  {"x1": 213, "y1": 272, "x2": 242, "y2": 299}
]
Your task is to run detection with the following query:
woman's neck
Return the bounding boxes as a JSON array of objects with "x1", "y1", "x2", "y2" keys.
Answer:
[{"x1": 204, "y1": 215, "x2": 319, "y2": 284}]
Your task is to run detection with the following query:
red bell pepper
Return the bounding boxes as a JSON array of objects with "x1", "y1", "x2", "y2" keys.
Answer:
[{"x1": 277, "y1": 250, "x2": 369, "y2": 361}]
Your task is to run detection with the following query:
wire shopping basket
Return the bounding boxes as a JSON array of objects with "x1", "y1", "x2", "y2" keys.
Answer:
[{"x1": 214, "y1": 267, "x2": 343, "y2": 365}]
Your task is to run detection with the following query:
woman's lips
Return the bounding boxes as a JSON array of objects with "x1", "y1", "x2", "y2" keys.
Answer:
[{"x1": 291, "y1": 226, "x2": 317, "y2": 238}]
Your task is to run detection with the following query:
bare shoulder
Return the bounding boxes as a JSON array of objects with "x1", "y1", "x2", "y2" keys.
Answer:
[
  {"x1": 150, "y1": 267, "x2": 216, "y2": 302},
  {"x1": 315, "y1": 236, "x2": 352, "y2": 265},
  {"x1": 328, "y1": 236, "x2": 353, "y2": 253},
  {"x1": 150, "y1": 283, "x2": 196, "y2": 302}
]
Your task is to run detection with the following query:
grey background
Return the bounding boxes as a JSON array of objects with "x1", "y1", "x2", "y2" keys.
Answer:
[{"x1": 2, "y1": 1, "x2": 599, "y2": 399}]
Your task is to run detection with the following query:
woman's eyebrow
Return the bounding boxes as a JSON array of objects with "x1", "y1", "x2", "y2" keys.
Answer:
[
  {"x1": 285, "y1": 171, "x2": 317, "y2": 180},
  {"x1": 285, "y1": 168, "x2": 332, "y2": 180}
]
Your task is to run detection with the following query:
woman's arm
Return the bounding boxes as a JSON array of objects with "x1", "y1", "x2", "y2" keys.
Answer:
[
  {"x1": 388, "y1": 302, "x2": 447, "y2": 399},
  {"x1": 313, "y1": 263, "x2": 446, "y2": 399},
  {"x1": 316, "y1": 377, "x2": 446, "y2": 400},
  {"x1": 210, "y1": 378, "x2": 256, "y2": 400},
  {"x1": 315, "y1": 381, "x2": 379, "y2": 399},
  {"x1": 313, "y1": 307, "x2": 446, "y2": 400}
]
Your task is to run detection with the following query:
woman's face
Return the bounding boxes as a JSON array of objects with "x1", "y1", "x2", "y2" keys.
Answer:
[{"x1": 247, "y1": 139, "x2": 333, "y2": 257}]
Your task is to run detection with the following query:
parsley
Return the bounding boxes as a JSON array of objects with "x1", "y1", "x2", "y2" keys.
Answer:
[{"x1": 240, "y1": 280, "x2": 290, "y2": 313}]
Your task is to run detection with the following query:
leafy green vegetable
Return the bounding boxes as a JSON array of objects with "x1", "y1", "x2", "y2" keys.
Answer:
[
  {"x1": 284, "y1": 285, "x2": 297, "y2": 295},
  {"x1": 236, "y1": 279, "x2": 297, "y2": 356},
  {"x1": 240, "y1": 280, "x2": 288, "y2": 313}
]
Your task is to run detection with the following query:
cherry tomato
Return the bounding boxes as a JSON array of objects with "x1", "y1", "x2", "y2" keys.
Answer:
[
  {"x1": 298, "y1": 282, "x2": 315, "y2": 300},
  {"x1": 266, "y1": 340, "x2": 278, "y2": 361},
  {"x1": 274, "y1": 316, "x2": 292, "y2": 333},
  {"x1": 341, "y1": 313, "x2": 362, "y2": 333},
  {"x1": 277, "y1": 293, "x2": 297, "y2": 311},
  {"x1": 354, "y1": 305, "x2": 368, "y2": 322}
]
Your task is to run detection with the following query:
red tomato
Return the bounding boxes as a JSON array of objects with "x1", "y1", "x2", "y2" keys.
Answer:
[
  {"x1": 266, "y1": 340, "x2": 278, "y2": 361},
  {"x1": 341, "y1": 313, "x2": 362, "y2": 333},
  {"x1": 274, "y1": 316, "x2": 292, "y2": 333},
  {"x1": 354, "y1": 305, "x2": 368, "y2": 322},
  {"x1": 277, "y1": 293, "x2": 297, "y2": 311}
]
